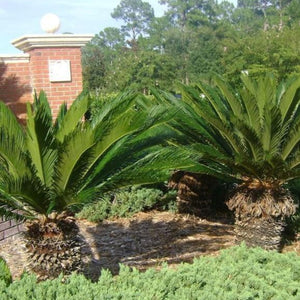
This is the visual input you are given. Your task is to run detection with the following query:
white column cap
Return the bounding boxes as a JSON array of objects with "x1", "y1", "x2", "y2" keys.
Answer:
[{"x1": 12, "y1": 34, "x2": 94, "y2": 52}]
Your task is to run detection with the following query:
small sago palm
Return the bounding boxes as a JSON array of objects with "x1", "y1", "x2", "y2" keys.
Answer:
[
  {"x1": 159, "y1": 74, "x2": 300, "y2": 250},
  {"x1": 0, "y1": 91, "x2": 197, "y2": 279}
]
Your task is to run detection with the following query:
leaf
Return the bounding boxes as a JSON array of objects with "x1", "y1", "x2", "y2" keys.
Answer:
[
  {"x1": 26, "y1": 93, "x2": 57, "y2": 188},
  {"x1": 279, "y1": 76, "x2": 300, "y2": 123},
  {"x1": 55, "y1": 93, "x2": 90, "y2": 142}
]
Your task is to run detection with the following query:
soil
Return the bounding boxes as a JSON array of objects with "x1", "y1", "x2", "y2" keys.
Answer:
[{"x1": 0, "y1": 210, "x2": 299, "y2": 282}]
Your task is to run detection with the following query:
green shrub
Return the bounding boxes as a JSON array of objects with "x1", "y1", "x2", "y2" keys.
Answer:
[
  {"x1": 76, "y1": 187, "x2": 177, "y2": 222},
  {"x1": 0, "y1": 257, "x2": 12, "y2": 287},
  {"x1": 1, "y1": 244, "x2": 300, "y2": 299}
]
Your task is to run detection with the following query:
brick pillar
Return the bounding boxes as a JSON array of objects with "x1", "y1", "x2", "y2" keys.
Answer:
[
  {"x1": 0, "y1": 54, "x2": 31, "y2": 120},
  {"x1": 12, "y1": 34, "x2": 93, "y2": 118}
]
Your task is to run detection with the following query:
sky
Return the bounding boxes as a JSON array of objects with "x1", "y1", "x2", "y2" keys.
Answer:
[{"x1": 0, "y1": 0, "x2": 237, "y2": 54}]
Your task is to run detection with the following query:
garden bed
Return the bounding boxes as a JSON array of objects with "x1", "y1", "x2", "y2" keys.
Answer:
[{"x1": 0, "y1": 211, "x2": 235, "y2": 281}]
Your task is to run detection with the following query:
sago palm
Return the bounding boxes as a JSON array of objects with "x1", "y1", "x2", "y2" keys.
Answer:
[
  {"x1": 0, "y1": 90, "x2": 197, "y2": 278},
  {"x1": 158, "y1": 74, "x2": 300, "y2": 250}
]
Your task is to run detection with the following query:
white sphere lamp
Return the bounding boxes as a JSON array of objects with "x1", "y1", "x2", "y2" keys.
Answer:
[{"x1": 40, "y1": 13, "x2": 60, "y2": 33}]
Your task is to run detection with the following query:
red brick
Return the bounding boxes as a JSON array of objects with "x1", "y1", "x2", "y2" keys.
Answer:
[
  {"x1": 0, "y1": 221, "x2": 11, "y2": 231},
  {"x1": 4, "y1": 226, "x2": 20, "y2": 238}
]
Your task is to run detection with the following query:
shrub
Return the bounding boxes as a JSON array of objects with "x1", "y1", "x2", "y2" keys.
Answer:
[
  {"x1": 0, "y1": 258, "x2": 12, "y2": 287},
  {"x1": 1, "y1": 244, "x2": 300, "y2": 299},
  {"x1": 76, "y1": 187, "x2": 177, "y2": 222}
]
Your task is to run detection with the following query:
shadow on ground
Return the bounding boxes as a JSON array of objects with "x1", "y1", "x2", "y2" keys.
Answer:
[{"x1": 78, "y1": 211, "x2": 235, "y2": 281}]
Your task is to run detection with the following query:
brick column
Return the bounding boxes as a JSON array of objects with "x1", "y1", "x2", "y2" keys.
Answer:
[
  {"x1": 12, "y1": 34, "x2": 93, "y2": 118},
  {"x1": 0, "y1": 54, "x2": 31, "y2": 120}
]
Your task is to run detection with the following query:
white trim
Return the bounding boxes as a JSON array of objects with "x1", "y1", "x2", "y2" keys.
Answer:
[
  {"x1": 11, "y1": 34, "x2": 94, "y2": 52},
  {"x1": 0, "y1": 54, "x2": 30, "y2": 63}
]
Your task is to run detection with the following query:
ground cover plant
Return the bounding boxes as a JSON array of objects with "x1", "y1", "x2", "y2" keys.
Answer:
[
  {"x1": 76, "y1": 187, "x2": 177, "y2": 222},
  {"x1": 1, "y1": 244, "x2": 300, "y2": 299},
  {"x1": 157, "y1": 74, "x2": 300, "y2": 250},
  {"x1": 0, "y1": 258, "x2": 11, "y2": 287},
  {"x1": 0, "y1": 90, "x2": 198, "y2": 279}
]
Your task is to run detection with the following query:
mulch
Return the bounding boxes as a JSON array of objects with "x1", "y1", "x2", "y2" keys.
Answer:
[
  {"x1": 0, "y1": 211, "x2": 235, "y2": 281},
  {"x1": 1, "y1": 210, "x2": 299, "y2": 282}
]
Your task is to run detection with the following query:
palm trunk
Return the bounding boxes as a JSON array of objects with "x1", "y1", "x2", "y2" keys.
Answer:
[
  {"x1": 234, "y1": 215, "x2": 286, "y2": 250},
  {"x1": 24, "y1": 214, "x2": 83, "y2": 280},
  {"x1": 227, "y1": 186, "x2": 296, "y2": 251},
  {"x1": 169, "y1": 171, "x2": 217, "y2": 216}
]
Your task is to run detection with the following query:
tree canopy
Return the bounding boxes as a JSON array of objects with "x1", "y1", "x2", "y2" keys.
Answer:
[{"x1": 82, "y1": 0, "x2": 300, "y2": 93}]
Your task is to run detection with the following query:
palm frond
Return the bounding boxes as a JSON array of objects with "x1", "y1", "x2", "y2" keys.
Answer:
[
  {"x1": 0, "y1": 102, "x2": 27, "y2": 178},
  {"x1": 278, "y1": 76, "x2": 300, "y2": 123},
  {"x1": 95, "y1": 146, "x2": 201, "y2": 193},
  {"x1": 55, "y1": 93, "x2": 90, "y2": 142},
  {"x1": 282, "y1": 120, "x2": 300, "y2": 160},
  {"x1": 232, "y1": 118, "x2": 264, "y2": 161},
  {"x1": 239, "y1": 88, "x2": 261, "y2": 135},
  {"x1": 26, "y1": 93, "x2": 58, "y2": 188},
  {"x1": 213, "y1": 75, "x2": 243, "y2": 116},
  {"x1": 55, "y1": 124, "x2": 94, "y2": 194}
]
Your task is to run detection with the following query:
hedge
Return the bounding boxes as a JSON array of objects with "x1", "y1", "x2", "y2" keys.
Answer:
[{"x1": 1, "y1": 244, "x2": 300, "y2": 299}]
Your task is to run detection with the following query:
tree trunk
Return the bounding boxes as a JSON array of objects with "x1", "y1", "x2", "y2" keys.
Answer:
[
  {"x1": 227, "y1": 186, "x2": 296, "y2": 251},
  {"x1": 234, "y1": 215, "x2": 286, "y2": 250},
  {"x1": 24, "y1": 214, "x2": 83, "y2": 280},
  {"x1": 169, "y1": 171, "x2": 217, "y2": 217}
]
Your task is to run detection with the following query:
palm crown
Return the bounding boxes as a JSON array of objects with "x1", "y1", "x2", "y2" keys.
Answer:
[
  {"x1": 0, "y1": 90, "x2": 197, "y2": 221},
  {"x1": 163, "y1": 74, "x2": 300, "y2": 188}
]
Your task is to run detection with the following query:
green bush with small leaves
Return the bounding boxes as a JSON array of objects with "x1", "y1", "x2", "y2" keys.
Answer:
[
  {"x1": 76, "y1": 187, "x2": 177, "y2": 222},
  {"x1": 1, "y1": 244, "x2": 300, "y2": 299},
  {"x1": 0, "y1": 258, "x2": 12, "y2": 287}
]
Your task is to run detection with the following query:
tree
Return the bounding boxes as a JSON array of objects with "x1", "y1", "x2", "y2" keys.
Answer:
[
  {"x1": 160, "y1": 74, "x2": 300, "y2": 250},
  {"x1": 95, "y1": 27, "x2": 126, "y2": 50},
  {"x1": 221, "y1": 27, "x2": 300, "y2": 87},
  {"x1": 0, "y1": 91, "x2": 197, "y2": 278},
  {"x1": 82, "y1": 44, "x2": 106, "y2": 90},
  {"x1": 111, "y1": 0, "x2": 155, "y2": 46}
]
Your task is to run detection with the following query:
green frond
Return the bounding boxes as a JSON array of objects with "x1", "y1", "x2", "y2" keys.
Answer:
[
  {"x1": 239, "y1": 88, "x2": 261, "y2": 135},
  {"x1": 170, "y1": 74, "x2": 300, "y2": 185},
  {"x1": 241, "y1": 73, "x2": 277, "y2": 117},
  {"x1": 278, "y1": 76, "x2": 300, "y2": 123},
  {"x1": 26, "y1": 99, "x2": 57, "y2": 188},
  {"x1": 95, "y1": 146, "x2": 201, "y2": 193},
  {"x1": 0, "y1": 102, "x2": 27, "y2": 178},
  {"x1": 0, "y1": 207, "x2": 28, "y2": 222},
  {"x1": 287, "y1": 149, "x2": 300, "y2": 170},
  {"x1": 196, "y1": 82, "x2": 228, "y2": 123},
  {"x1": 0, "y1": 176, "x2": 49, "y2": 217},
  {"x1": 90, "y1": 90, "x2": 138, "y2": 126},
  {"x1": 55, "y1": 93, "x2": 90, "y2": 142},
  {"x1": 261, "y1": 106, "x2": 283, "y2": 155},
  {"x1": 268, "y1": 107, "x2": 286, "y2": 158},
  {"x1": 32, "y1": 90, "x2": 52, "y2": 119},
  {"x1": 282, "y1": 119, "x2": 300, "y2": 160},
  {"x1": 56, "y1": 124, "x2": 94, "y2": 194},
  {"x1": 232, "y1": 118, "x2": 264, "y2": 161},
  {"x1": 53, "y1": 102, "x2": 67, "y2": 133},
  {"x1": 213, "y1": 75, "x2": 243, "y2": 116}
]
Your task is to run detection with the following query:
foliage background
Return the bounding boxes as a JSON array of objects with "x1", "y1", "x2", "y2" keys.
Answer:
[{"x1": 82, "y1": 0, "x2": 300, "y2": 93}]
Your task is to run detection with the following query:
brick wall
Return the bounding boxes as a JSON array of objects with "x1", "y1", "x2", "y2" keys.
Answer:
[
  {"x1": 0, "y1": 47, "x2": 83, "y2": 120},
  {"x1": 28, "y1": 47, "x2": 83, "y2": 117},
  {"x1": 0, "y1": 217, "x2": 25, "y2": 243},
  {"x1": 0, "y1": 57, "x2": 32, "y2": 120}
]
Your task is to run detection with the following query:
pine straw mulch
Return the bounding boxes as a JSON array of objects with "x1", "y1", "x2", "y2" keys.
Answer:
[{"x1": 1, "y1": 210, "x2": 299, "y2": 282}]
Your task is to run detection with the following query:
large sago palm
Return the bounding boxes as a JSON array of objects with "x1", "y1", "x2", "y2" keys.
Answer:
[
  {"x1": 159, "y1": 74, "x2": 300, "y2": 250},
  {"x1": 0, "y1": 91, "x2": 196, "y2": 278}
]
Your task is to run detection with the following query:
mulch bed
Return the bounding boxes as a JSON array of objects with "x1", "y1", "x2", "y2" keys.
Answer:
[
  {"x1": 0, "y1": 211, "x2": 235, "y2": 281},
  {"x1": 1, "y1": 210, "x2": 299, "y2": 282}
]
